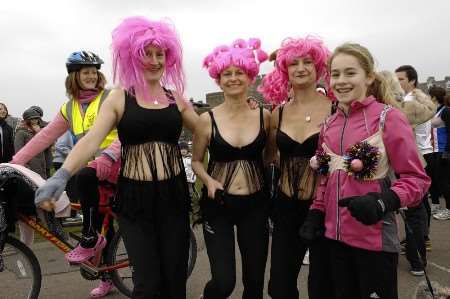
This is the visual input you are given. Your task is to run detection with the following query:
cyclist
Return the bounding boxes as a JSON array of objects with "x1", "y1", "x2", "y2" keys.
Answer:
[{"x1": 11, "y1": 50, "x2": 119, "y2": 298}]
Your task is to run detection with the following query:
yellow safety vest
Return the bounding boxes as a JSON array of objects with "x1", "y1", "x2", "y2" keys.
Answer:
[{"x1": 60, "y1": 89, "x2": 117, "y2": 155}]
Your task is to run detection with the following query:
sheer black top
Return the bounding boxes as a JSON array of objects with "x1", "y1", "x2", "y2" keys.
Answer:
[
  {"x1": 276, "y1": 105, "x2": 319, "y2": 199},
  {"x1": 207, "y1": 107, "x2": 266, "y2": 194}
]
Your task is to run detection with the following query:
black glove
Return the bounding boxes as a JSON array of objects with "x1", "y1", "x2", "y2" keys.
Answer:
[
  {"x1": 338, "y1": 190, "x2": 400, "y2": 225},
  {"x1": 299, "y1": 209, "x2": 325, "y2": 244}
]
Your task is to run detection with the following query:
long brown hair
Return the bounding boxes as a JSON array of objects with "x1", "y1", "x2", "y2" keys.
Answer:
[
  {"x1": 328, "y1": 43, "x2": 398, "y2": 107},
  {"x1": 65, "y1": 69, "x2": 106, "y2": 99}
]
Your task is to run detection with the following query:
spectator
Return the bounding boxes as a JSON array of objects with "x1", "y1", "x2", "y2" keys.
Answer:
[
  {"x1": 395, "y1": 65, "x2": 431, "y2": 275},
  {"x1": 0, "y1": 102, "x2": 15, "y2": 163},
  {"x1": 14, "y1": 107, "x2": 50, "y2": 178},
  {"x1": 430, "y1": 86, "x2": 450, "y2": 220}
]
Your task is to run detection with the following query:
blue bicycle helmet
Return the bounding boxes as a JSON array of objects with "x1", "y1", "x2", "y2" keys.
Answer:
[{"x1": 66, "y1": 51, "x2": 104, "y2": 73}]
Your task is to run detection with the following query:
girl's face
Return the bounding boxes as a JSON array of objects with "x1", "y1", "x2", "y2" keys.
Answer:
[
  {"x1": 78, "y1": 67, "x2": 99, "y2": 90},
  {"x1": 0, "y1": 104, "x2": 7, "y2": 119},
  {"x1": 287, "y1": 55, "x2": 317, "y2": 88},
  {"x1": 330, "y1": 53, "x2": 374, "y2": 108},
  {"x1": 219, "y1": 65, "x2": 251, "y2": 97},
  {"x1": 142, "y1": 45, "x2": 166, "y2": 83}
]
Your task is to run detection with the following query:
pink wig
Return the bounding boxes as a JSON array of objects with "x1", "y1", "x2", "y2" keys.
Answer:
[
  {"x1": 203, "y1": 38, "x2": 268, "y2": 82},
  {"x1": 259, "y1": 36, "x2": 331, "y2": 105},
  {"x1": 111, "y1": 16, "x2": 184, "y2": 102}
]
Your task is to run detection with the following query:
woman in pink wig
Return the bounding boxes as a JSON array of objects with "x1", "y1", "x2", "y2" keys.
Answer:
[
  {"x1": 259, "y1": 36, "x2": 335, "y2": 299},
  {"x1": 35, "y1": 16, "x2": 198, "y2": 299},
  {"x1": 192, "y1": 38, "x2": 270, "y2": 299}
]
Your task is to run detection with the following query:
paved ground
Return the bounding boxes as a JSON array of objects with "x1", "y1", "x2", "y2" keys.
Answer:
[{"x1": 1, "y1": 217, "x2": 449, "y2": 299}]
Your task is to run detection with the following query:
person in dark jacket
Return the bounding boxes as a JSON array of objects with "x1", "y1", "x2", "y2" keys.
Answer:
[
  {"x1": 14, "y1": 107, "x2": 50, "y2": 178},
  {"x1": 0, "y1": 102, "x2": 15, "y2": 163}
]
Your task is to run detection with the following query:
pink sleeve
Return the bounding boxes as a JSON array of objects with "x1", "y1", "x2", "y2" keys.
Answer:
[
  {"x1": 383, "y1": 109, "x2": 431, "y2": 207},
  {"x1": 101, "y1": 138, "x2": 122, "y2": 161},
  {"x1": 311, "y1": 125, "x2": 328, "y2": 212},
  {"x1": 11, "y1": 113, "x2": 69, "y2": 165}
]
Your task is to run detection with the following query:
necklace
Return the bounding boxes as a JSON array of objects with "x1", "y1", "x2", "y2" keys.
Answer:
[{"x1": 305, "y1": 115, "x2": 311, "y2": 122}]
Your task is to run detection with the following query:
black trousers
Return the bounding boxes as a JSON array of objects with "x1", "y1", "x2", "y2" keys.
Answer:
[
  {"x1": 328, "y1": 239, "x2": 399, "y2": 299},
  {"x1": 268, "y1": 192, "x2": 309, "y2": 299},
  {"x1": 308, "y1": 237, "x2": 336, "y2": 299},
  {"x1": 430, "y1": 152, "x2": 450, "y2": 208},
  {"x1": 118, "y1": 206, "x2": 190, "y2": 299},
  {"x1": 202, "y1": 191, "x2": 269, "y2": 299},
  {"x1": 404, "y1": 202, "x2": 428, "y2": 269}
]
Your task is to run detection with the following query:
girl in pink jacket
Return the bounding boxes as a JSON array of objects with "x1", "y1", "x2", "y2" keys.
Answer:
[{"x1": 300, "y1": 43, "x2": 430, "y2": 299}]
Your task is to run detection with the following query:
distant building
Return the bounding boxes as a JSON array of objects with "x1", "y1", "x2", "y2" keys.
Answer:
[{"x1": 418, "y1": 76, "x2": 450, "y2": 92}]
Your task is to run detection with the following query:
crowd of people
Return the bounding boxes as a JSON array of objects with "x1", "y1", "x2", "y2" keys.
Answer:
[{"x1": 1, "y1": 15, "x2": 449, "y2": 299}]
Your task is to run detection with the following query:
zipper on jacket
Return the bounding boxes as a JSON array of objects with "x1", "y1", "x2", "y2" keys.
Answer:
[{"x1": 336, "y1": 108, "x2": 349, "y2": 241}]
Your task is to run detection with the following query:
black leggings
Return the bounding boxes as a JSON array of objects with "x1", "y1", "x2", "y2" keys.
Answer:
[
  {"x1": 118, "y1": 209, "x2": 190, "y2": 299},
  {"x1": 202, "y1": 191, "x2": 269, "y2": 299},
  {"x1": 68, "y1": 167, "x2": 104, "y2": 237},
  {"x1": 328, "y1": 239, "x2": 399, "y2": 299},
  {"x1": 268, "y1": 192, "x2": 309, "y2": 299},
  {"x1": 268, "y1": 192, "x2": 335, "y2": 299}
]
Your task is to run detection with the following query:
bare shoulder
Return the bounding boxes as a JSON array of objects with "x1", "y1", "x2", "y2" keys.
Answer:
[
  {"x1": 171, "y1": 90, "x2": 192, "y2": 112},
  {"x1": 197, "y1": 111, "x2": 212, "y2": 135}
]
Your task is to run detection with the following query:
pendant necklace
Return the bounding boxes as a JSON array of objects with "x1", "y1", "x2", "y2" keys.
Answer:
[{"x1": 305, "y1": 114, "x2": 311, "y2": 122}]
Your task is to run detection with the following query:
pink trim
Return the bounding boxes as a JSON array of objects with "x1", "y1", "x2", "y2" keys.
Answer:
[{"x1": 12, "y1": 113, "x2": 69, "y2": 165}]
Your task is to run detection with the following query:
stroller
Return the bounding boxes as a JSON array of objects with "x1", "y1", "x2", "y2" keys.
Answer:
[{"x1": 0, "y1": 163, "x2": 70, "y2": 245}]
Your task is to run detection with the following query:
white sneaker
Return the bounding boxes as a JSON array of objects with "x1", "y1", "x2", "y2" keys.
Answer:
[
  {"x1": 431, "y1": 204, "x2": 442, "y2": 215},
  {"x1": 303, "y1": 250, "x2": 310, "y2": 265},
  {"x1": 433, "y1": 209, "x2": 450, "y2": 220}
]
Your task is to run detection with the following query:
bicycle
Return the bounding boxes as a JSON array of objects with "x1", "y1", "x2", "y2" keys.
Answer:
[{"x1": 0, "y1": 164, "x2": 197, "y2": 299}]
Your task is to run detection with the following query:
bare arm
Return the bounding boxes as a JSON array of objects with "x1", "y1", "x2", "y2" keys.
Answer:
[
  {"x1": 191, "y1": 112, "x2": 223, "y2": 198},
  {"x1": 60, "y1": 89, "x2": 124, "y2": 175},
  {"x1": 264, "y1": 106, "x2": 280, "y2": 166},
  {"x1": 431, "y1": 116, "x2": 445, "y2": 128},
  {"x1": 174, "y1": 92, "x2": 199, "y2": 133}
]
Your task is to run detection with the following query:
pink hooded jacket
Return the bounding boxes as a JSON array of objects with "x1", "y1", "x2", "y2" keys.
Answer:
[{"x1": 311, "y1": 96, "x2": 430, "y2": 252}]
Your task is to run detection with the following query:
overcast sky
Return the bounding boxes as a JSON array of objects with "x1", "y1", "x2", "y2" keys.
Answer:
[{"x1": 1, "y1": 0, "x2": 449, "y2": 119}]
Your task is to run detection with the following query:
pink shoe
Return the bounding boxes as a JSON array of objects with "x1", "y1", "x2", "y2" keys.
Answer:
[
  {"x1": 90, "y1": 280, "x2": 114, "y2": 298},
  {"x1": 65, "y1": 235, "x2": 106, "y2": 264}
]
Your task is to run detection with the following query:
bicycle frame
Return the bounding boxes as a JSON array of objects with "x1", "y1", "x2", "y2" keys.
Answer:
[{"x1": 17, "y1": 205, "x2": 129, "y2": 277}]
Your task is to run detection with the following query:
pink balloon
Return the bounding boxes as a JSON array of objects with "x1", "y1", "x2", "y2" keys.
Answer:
[
  {"x1": 350, "y1": 159, "x2": 364, "y2": 172},
  {"x1": 310, "y1": 156, "x2": 319, "y2": 170}
]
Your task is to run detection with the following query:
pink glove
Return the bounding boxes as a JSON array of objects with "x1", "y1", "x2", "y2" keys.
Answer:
[{"x1": 90, "y1": 155, "x2": 113, "y2": 181}]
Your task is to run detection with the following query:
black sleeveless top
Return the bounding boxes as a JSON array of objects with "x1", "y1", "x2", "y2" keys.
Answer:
[
  {"x1": 117, "y1": 89, "x2": 184, "y2": 181},
  {"x1": 276, "y1": 105, "x2": 319, "y2": 199},
  {"x1": 207, "y1": 107, "x2": 266, "y2": 194},
  {"x1": 115, "y1": 89, "x2": 189, "y2": 221}
]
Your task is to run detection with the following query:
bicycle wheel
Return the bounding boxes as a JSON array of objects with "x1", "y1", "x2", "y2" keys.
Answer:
[
  {"x1": 187, "y1": 227, "x2": 197, "y2": 278},
  {"x1": 106, "y1": 231, "x2": 132, "y2": 298},
  {"x1": 0, "y1": 236, "x2": 42, "y2": 299}
]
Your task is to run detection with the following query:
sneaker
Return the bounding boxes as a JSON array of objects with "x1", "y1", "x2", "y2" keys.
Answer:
[
  {"x1": 90, "y1": 280, "x2": 114, "y2": 298},
  {"x1": 62, "y1": 213, "x2": 83, "y2": 226},
  {"x1": 431, "y1": 204, "x2": 442, "y2": 215},
  {"x1": 303, "y1": 250, "x2": 310, "y2": 265},
  {"x1": 433, "y1": 209, "x2": 450, "y2": 220},
  {"x1": 65, "y1": 235, "x2": 106, "y2": 264},
  {"x1": 410, "y1": 268, "x2": 425, "y2": 276},
  {"x1": 425, "y1": 239, "x2": 432, "y2": 251}
]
